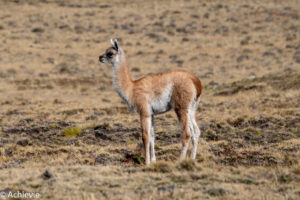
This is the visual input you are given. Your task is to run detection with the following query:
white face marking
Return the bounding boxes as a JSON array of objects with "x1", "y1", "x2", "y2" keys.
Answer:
[{"x1": 150, "y1": 84, "x2": 173, "y2": 114}]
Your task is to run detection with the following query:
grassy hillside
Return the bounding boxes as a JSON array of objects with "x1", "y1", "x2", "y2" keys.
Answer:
[{"x1": 0, "y1": 0, "x2": 299, "y2": 199}]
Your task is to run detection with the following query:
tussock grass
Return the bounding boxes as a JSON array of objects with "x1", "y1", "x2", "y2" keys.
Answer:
[
  {"x1": 148, "y1": 161, "x2": 173, "y2": 173},
  {"x1": 49, "y1": 124, "x2": 57, "y2": 128},
  {"x1": 176, "y1": 159, "x2": 198, "y2": 171},
  {"x1": 207, "y1": 188, "x2": 226, "y2": 196},
  {"x1": 170, "y1": 175, "x2": 189, "y2": 183},
  {"x1": 94, "y1": 122, "x2": 110, "y2": 129},
  {"x1": 293, "y1": 165, "x2": 300, "y2": 175},
  {"x1": 278, "y1": 173, "x2": 293, "y2": 184},
  {"x1": 62, "y1": 127, "x2": 83, "y2": 137}
]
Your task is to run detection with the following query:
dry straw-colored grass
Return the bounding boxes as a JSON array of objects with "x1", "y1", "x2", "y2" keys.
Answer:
[{"x1": 0, "y1": 0, "x2": 300, "y2": 199}]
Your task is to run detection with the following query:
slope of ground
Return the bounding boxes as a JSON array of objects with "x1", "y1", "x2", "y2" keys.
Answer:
[{"x1": 0, "y1": 0, "x2": 299, "y2": 199}]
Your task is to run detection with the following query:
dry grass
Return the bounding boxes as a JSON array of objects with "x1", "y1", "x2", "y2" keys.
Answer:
[{"x1": 0, "y1": 0, "x2": 300, "y2": 199}]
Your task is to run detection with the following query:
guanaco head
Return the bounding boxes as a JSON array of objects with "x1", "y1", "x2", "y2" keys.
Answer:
[{"x1": 99, "y1": 39, "x2": 121, "y2": 65}]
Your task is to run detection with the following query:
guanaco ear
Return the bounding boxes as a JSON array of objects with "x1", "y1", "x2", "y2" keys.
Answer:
[
  {"x1": 110, "y1": 38, "x2": 119, "y2": 52},
  {"x1": 110, "y1": 38, "x2": 115, "y2": 47}
]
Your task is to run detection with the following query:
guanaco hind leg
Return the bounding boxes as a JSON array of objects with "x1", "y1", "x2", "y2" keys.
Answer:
[
  {"x1": 175, "y1": 109, "x2": 192, "y2": 160},
  {"x1": 190, "y1": 111, "x2": 201, "y2": 159},
  {"x1": 150, "y1": 115, "x2": 156, "y2": 162}
]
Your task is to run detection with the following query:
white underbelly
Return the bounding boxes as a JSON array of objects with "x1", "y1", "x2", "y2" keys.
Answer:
[{"x1": 150, "y1": 84, "x2": 173, "y2": 114}]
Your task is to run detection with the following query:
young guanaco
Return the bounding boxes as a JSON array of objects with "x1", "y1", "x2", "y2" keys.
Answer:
[{"x1": 99, "y1": 39, "x2": 202, "y2": 165}]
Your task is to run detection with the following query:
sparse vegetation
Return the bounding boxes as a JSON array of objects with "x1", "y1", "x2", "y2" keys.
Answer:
[
  {"x1": 207, "y1": 188, "x2": 226, "y2": 196},
  {"x1": 0, "y1": 0, "x2": 299, "y2": 199},
  {"x1": 170, "y1": 175, "x2": 189, "y2": 184},
  {"x1": 148, "y1": 161, "x2": 173, "y2": 173},
  {"x1": 176, "y1": 159, "x2": 197, "y2": 171},
  {"x1": 278, "y1": 173, "x2": 293, "y2": 184},
  {"x1": 62, "y1": 127, "x2": 83, "y2": 137},
  {"x1": 49, "y1": 124, "x2": 57, "y2": 128},
  {"x1": 94, "y1": 122, "x2": 110, "y2": 130}
]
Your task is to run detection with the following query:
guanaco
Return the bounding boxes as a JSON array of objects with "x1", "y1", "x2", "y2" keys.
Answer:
[{"x1": 99, "y1": 39, "x2": 202, "y2": 165}]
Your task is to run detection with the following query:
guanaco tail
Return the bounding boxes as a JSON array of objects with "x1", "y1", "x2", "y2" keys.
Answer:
[{"x1": 99, "y1": 39, "x2": 202, "y2": 165}]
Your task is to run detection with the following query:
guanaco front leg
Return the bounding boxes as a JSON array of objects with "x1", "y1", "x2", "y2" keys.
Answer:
[{"x1": 140, "y1": 114, "x2": 151, "y2": 165}]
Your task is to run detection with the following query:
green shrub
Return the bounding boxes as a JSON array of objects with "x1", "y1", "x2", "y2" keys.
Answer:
[{"x1": 63, "y1": 127, "x2": 83, "y2": 137}]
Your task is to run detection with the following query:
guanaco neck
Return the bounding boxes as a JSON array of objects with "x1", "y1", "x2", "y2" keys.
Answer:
[{"x1": 112, "y1": 49, "x2": 134, "y2": 110}]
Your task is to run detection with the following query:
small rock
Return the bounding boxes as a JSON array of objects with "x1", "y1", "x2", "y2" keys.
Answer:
[
  {"x1": 265, "y1": 16, "x2": 273, "y2": 22},
  {"x1": 146, "y1": 33, "x2": 169, "y2": 43},
  {"x1": 5, "y1": 149, "x2": 13, "y2": 157},
  {"x1": 203, "y1": 13, "x2": 209, "y2": 19},
  {"x1": 263, "y1": 51, "x2": 275, "y2": 57},
  {"x1": 208, "y1": 81, "x2": 219, "y2": 87},
  {"x1": 39, "y1": 73, "x2": 49, "y2": 77},
  {"x1": 42, "y1": 170, "x2": 52, "y2": 180},
  {"x1": 240, "y1": 36, "x2": 251, "y2": 45},
  {"x1": 32, "y1": 28, "x2": 44, "y2": 33},
  {"x1": 157, "y1": 185, "x2": 175, "y2": 192},
  {"x1": 95, "y1": 153, "x2": 109, "y2": 165},
  {"x1": 74, "y1": 25, "x2": 85, "y2": 34},
  {"x1": 293, "y1": 51, "x2": 300, "y2": 63},
  {"x1": 249, "y1": 75, "x2": 256, "y2": 81},
  {"x1": 95, "y1": 131, "x2": 111, "y2": 140},
  {"x1": 207, "y1": 188, "x2": 226, "y2": 196},
  {"x1": 182, "y1": 37, "x2": 189, "y2": 42},
  {"x1": 237, "y1": 55, "x2": 249, "y2": 62},
  {"x1": 284, "y1": 67, "x2": 295, "y2": 72},
  {"x1": 17, "y1": 139, "x2": 29, "y2": 146}
]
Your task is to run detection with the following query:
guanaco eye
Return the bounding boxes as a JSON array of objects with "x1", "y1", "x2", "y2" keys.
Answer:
[{"x1": 106, "y1": 52, "x2": 113, "y2": 58}]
